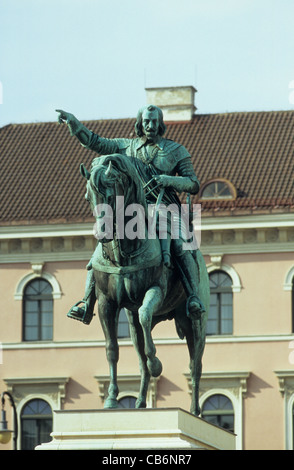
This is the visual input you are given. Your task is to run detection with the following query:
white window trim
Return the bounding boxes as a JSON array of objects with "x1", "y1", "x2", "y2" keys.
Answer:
[
  {"x1": 4, "y1": 376, "x2": 69, "y2": 450},
  {"x1": 194, "y1": 371, "x2": 250, "y2": 450},
  {"x1": 207, "y1": 259, "x2": 242, "y2": 293},
  {"x1": 14, "y1": 264, "x2": 62, "y2": 300},
  {"x1": 275, "y1": 370, "x2": 294, "y2": 450},
  {"x1": 284, "y1": 266, "x2": 294, "y2": 291}
]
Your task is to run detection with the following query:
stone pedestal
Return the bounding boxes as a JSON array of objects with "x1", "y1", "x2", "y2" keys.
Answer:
[{"x1": 36, "y1": 408, "x2": 235, "y2": 450}]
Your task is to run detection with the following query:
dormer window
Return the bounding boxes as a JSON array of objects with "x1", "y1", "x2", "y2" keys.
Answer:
[{"x1": 199, "y1": 179, "x2": 237, "y2": 200}]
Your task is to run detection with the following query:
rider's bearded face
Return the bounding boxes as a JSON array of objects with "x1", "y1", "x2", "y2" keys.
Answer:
[{"x1": 142, "y1": 109, "x2": 160, "y2": 142}]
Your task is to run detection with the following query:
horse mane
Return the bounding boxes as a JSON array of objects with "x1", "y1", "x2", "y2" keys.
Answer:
[{"x1": 90, "y1": 154, "x2": 148, "y2": 211}]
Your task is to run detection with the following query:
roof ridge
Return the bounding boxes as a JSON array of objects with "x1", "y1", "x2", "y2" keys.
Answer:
[{"x1": 1, "y1": 109, "x2": 293, "y2": 130}]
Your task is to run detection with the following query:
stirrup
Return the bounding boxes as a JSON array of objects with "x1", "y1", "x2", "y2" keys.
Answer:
[{"x1": 67, "y1": 301, "x2": 93, "y2": 325}]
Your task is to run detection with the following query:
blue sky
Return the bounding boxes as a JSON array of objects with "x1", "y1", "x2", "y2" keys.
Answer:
[{"x1": 0, "y1": 0, "x2": 294, "y2": 127}]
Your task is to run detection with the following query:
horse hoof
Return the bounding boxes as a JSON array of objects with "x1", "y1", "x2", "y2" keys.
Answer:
[
  {"x1": 147, "y1": 357, "x2": 162, "y2": 377},
  {"x1": 104, "y1": 398, "x2": 118, "y2": 409}
]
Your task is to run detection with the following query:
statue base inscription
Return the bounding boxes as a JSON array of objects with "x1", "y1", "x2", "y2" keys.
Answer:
[{"x1": 35, "y1": 408, "x2": 235, "y2": 450}]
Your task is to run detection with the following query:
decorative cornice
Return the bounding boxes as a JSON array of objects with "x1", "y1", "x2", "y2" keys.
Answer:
[
  {"x1": 95, "y1": 374, "x2": 141, "y2": 400},
  {"x1": 184, "y1": 371, "x2": 250, "y2": 397},
  {"x1": 0, "y1": 231, "x2": 96, "y2": 263},
  {"x1": 95, "y1": 374, "x2": 159, "y2": 407},
  {"x1": 274, "y1": 370, "x2": 294, "y2": 396},
  {"x1": 4, "y1": 376, "x2": 70, "y2": 403},
  {"x1": 0, "y1": 214, "x2": 293, "y2": 263}
]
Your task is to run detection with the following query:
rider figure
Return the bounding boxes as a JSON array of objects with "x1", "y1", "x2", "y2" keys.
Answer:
[{"x1": 56, "y1": 105, "x2": 205, "y2": 323}]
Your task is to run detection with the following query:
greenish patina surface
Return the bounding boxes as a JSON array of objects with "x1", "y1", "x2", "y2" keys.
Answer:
[{"x1": 56, "y1": 106, "x2": 209, "y2": 415}]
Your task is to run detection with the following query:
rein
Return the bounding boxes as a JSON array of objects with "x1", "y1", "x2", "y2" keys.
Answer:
[{"x1": 90, "y1": 159, "x2": 161, "y2": 267}]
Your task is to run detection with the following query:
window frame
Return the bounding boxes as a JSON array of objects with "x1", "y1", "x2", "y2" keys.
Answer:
[
  {"x1": 22, "y1": 278, "x2": 53, "y2": 342},
  {"x1": 197, "y1": 372, "x2": 250, "y2": 450},
  {"x1": 199, "y1": 178, "x2": 237, "y2": 201},
  {"x1": 207, "y1": 270, "x2": 233, "y2": 336},
  {"x1": 20, "y1": 398, "x2": 53, "y2": 450},
  {"x1": 201, "y1": 393, "x2": 235, "y2": 433},
  {"x1": 117, "y1": 396, "x2": 137, "y2": 409},
  {"x1": 274, "y1": 371, "x2": 294, "y2": 449}
]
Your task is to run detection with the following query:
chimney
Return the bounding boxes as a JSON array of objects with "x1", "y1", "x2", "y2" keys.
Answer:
[{"x1": 145, "y1": 85, "x2": 197, "y2": 122}]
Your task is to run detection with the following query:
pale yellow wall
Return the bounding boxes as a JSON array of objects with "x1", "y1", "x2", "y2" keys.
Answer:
[
  {"x1": 1, "y1": 263, "x2": 29, "y2": 342},
  {"x1": 203, "y1": 339, "x2": 291, "y2": 450},
  {"x1": 47, "y1": 260, "x2": 105, "y2": 342},
  {"x1": 0, "y1": 250, "x2": 293, "y2": 450},
  {"x1": 226, "y1": 252, "x2": 292, "y2": 335}
]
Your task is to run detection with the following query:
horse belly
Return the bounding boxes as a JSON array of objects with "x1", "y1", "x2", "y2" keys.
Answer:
[{"x1": 94, "y1": 270, "x2": 149, "y2": 310}]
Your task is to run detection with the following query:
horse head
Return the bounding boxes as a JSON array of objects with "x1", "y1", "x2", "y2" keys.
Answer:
[{"x1": 80, "y1": 154, "x2": 147, "y2": 243}]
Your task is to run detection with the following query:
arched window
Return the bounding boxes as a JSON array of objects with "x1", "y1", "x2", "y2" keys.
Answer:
[
  {"x1": 207, "y1": 271, "x2": 233, "y2": 335},
  {"x1": 199, "y1": 179, "x2": 236, "y2": 200},
  {"x1": 201, "y1": 394, "x2": 234, "y2": 433},
  {"x1": 283, "y1": 266, "x2": 294, "y2": 334},
  {"x1": 118, "y1": 396, "x2": 137, "y2": 409},
  {"x1": 118, "y1": 308, "x2": 130, "y2": 338},
  {"x1": 21, "y1": 399, "x2": 53, "y2": 450},
  {"x1": 23, "y1": 279, "x2": 53, "y2": 341}
]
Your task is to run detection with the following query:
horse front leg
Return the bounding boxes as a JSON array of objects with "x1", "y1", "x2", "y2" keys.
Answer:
[
  {"x1": 138, "y1": 286, "x2": 164, "y2": 378},
  {"x1": 98, "y1": 294, "x2": 120, "y2": 408},
  {"x1": 125, "y1": 309, "x2": 151, "y2": 409}
]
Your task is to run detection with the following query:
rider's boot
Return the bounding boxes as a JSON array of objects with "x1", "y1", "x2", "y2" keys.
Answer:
[
  {"x1": 67, "y1": 267, "x2": 96, "y2": 325},
  {"x1": 176, "y1": 251, "x2": 206, "y2": 319}
]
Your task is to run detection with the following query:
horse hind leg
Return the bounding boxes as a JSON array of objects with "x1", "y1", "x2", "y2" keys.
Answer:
[
  {"x1": 138, "y1": 286, "x2": 163, "y2": 378},
  {"x1": 98, "y1": 295, "x2": 119, "y2": 409},
  {"x1": 125, "y1": 309, "x2": 151, "y2": 409},
  {"x1": 186, "y1": 318, "x2": 206, "y2": 416}
]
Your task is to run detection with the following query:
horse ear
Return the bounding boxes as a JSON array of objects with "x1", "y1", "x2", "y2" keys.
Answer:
[
  {"x1": 104, "y1": 161, "x2": 112, "y2": 177},
  {"x1": 80, "y1": 163, "x2": 90, "y2": 180}
]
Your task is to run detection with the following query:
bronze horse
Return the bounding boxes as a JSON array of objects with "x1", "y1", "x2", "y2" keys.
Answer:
[{"x1": 80, "y1": 153, "x2": 209, "y2": 416}]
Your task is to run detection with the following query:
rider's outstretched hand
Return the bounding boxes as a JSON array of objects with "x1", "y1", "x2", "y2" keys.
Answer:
[
  {"x1": 56, "y1": 109, "x2": 75, "y2": 125},
  {"x1": 56, "y1": 109, "x2": 84, "y2": 137}
]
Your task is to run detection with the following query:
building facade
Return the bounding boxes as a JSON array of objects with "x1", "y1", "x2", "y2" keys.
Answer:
[{"x1": 0, "y1": 87, "x2": 293, "y2": 450}]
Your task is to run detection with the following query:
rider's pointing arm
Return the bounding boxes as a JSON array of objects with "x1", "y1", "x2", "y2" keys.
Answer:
[{"x1": 56, "y1": 109, "x2": 119, "y2": 155}]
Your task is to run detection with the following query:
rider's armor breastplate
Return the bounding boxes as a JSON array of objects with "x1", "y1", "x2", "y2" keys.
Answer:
[
  {"x1": 87, "y1": 134, "x2": 198, "y2": 203},
  {"x1": 127, "y1": 138, "x2": 190, "y2": 176}
]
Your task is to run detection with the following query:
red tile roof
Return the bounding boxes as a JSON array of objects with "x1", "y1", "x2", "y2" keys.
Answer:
[{"x1": 0, "y1": 110, "x2": 293, "y2": 225}]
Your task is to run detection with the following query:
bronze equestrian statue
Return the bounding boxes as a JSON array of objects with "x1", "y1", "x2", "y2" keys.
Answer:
[{"x1": 56, "y1": 106, "x2": 209, "y2": 416}]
